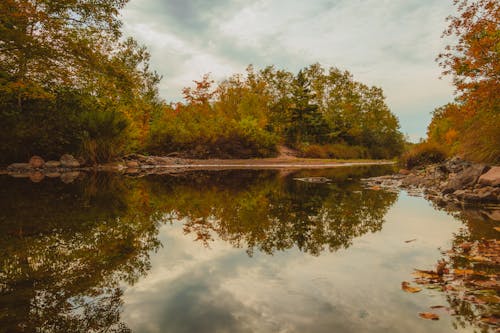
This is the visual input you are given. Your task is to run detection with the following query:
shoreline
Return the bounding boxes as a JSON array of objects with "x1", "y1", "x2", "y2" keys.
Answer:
[
  {"x1": 0, "y1": 156, "x2": 396, "y2": 182},
  {"x1": 362, "y1": 158, "x2": 500, "y2": 212}
]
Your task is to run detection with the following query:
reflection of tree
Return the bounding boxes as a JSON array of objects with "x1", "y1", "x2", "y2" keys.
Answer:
[
  {"x1": 0, "y1": 175, "x2": 161, "y2": 333},
  {"x1": 410, "y1": 203, "x2": 499, "y2": 332},
  {"x1": 149, "y1": 167, "x2": 397, "y2": 256},
  {"x1": 0, "y1": 165, "x2": 396, "y2": 331}
]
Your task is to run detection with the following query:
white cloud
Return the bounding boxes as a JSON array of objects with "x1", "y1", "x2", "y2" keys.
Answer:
[{"x1": 121, "y1": 0, "x2": 456, "y2": 137}]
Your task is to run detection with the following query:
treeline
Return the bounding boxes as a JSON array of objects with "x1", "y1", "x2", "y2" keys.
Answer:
[
  {"x1": 149, "y1": 65, "x2": 405, "y2": 159},
  {"x1": 416, "y1": 0, "x2": 499, "y2": 164},
  {"x1": 0, "y1": 0, "x2": 404, "y2": 165}
]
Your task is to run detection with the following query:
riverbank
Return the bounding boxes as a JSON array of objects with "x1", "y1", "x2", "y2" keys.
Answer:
[
  {"x1": 0, "y1": 153, "x2": 396, "y2": 183},
  {"x1": 363, "y1": 157, "x2": 500, "y2": 210}
]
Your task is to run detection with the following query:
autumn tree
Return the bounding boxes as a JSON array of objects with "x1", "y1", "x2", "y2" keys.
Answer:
[{"x1": 430, "y1": 0, "x2": 500, "y2": 162}]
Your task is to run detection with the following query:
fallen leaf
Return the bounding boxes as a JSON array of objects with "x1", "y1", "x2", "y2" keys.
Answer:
[
  {"x1": 430, "y1": 305, "x2": 446, "y2": 309},
  {"x1": 405, "y1": 239, "x2": 417, "y2": 243},
  {"x1": 402, "y1": 281, "x2": 421, "y2": 293},
  {"x1": 454, "y1": 269, "x2": 474, "y2": 275},
  {"x1": 419, "y1": 312, "x2": 439, "y2": 320},
  {"x1": 480, "y1": 316, "x2": 500, "y2": 325},
  {"x1": 413, "y1": 269, "x2": 440, "y2": 279}
]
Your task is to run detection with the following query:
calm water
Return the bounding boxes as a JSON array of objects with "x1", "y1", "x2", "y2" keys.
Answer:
[{"x1": 0, "y1": 166, "x2": 498, "y2": 333}]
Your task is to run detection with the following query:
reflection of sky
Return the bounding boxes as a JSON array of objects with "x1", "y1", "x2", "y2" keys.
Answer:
[{"x1": 122, "y1": 193, "x2": 471, "y2": 333}]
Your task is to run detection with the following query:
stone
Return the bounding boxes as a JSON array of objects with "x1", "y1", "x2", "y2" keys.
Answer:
[
  {"x1": 60, "y1": 171, "x2": 80, "y2": 184},
  {"x1": 485, "y1": 210, "x2": 500, "y2": 221},
  {"x1": 478, "y1": 166, "x2": 500, "y2": 187},
  {"x1": 399, "y1": 169, "x2": 411, "y2": 175},
  {"x1": 29, "y1": 156, "x2": 45, "y2": 168},
  {"x1": 60, "y1": 154, "x2": 80, "y2": 168},
  {"x1": 7, "y1": 163, "x2": 32, "y2": 170},
  {"x1": 442, "y1": 164, "x2": 490, "y2": 194},
  {"x1": 45, "y1": 160, "x2": 61, "y2": 168},
  {"x1": 126, "y1": 160, "x2": 140, "y2": 168}
]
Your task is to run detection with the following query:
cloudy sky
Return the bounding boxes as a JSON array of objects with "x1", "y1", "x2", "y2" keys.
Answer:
[{"x1": 121, "y1": 0, "x2": 457, "y2": 141}]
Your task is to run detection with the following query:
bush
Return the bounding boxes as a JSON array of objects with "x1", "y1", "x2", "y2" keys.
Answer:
[
  {"x1": 299, "y1": 143, "x2": 369, "y2": 159},
  {"x1": 400, "y1": 142, "x2": 447, "y2": 169}
]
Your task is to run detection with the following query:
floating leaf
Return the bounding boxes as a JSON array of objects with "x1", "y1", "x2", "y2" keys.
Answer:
[
  {"x1": 480, "y1": 316, "x2": 500, "y2": 325},
  {"x1": 405, "y1": 239, "x2": 417, "y2": 243},
  {"x1": 413, "y1": 269, "x2": 440, "y2": 279},
  {"x1": 419, "y1": 312, "x2": 439, "y2": 320},
  {"x1": 402, "y1": 281, "x2": 421, "y2": 293},
  {"x1": 454, "y1": 269, "x2": 474, "y2": 275}
]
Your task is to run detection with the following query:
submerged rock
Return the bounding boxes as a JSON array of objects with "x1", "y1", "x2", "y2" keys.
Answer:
[{"x1": 60, "y1": 171, "x2": 80, "y2": 184}]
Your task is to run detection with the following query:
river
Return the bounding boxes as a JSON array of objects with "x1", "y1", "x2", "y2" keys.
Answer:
[{"x1": 0, "y1": 165, "x2": 498, "y2": 332}]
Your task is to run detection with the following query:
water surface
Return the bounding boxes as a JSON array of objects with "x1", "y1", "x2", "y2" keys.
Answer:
[{"x1": 0, "y1": 166, "x2": 498, "y2": 332}]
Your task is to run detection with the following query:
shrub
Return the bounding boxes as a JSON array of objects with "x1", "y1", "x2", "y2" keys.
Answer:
[
  {"x1": 400, "y1": 142, "x2": 447, "y2": 169},
  {"x1": 299, "y1": 143, "x2": 369, "y2": 159}
]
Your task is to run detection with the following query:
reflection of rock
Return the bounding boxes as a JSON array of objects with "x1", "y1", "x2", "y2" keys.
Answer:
[
  {"x1": 60, "y1": 154, "x2": 80, "y2": 168},
  {"x1": 45, "y1": 172, "x2": 62, "y2": 178},
  {"x1": 125, "y1": 161, "x2": 140, "y2": 168},
  {"x1": 29, "y1": 171, "x2": 45, "y2": 183},
  {"x1": 60, "y1": 171, "x2": 80, "y2": 184},
  {"x1": 478, "y1": 166, "x2": 500, "y2": 187},
  {"x1": 45, "y1": 160, "x2": 61, "y2": 168},
  {"x1": 294, "y1": 177, "x2": 331, "y2": 183},
  {"x1": 29, "y1": 156, "x2": 45, "y2": 168}
]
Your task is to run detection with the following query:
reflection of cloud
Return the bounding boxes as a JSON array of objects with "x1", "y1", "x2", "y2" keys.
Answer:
[
  {"x1": 122, "y1": 193, "x2": 463, "y2": 333},
  {"x1": 122, "y1": 0, "x2": 456, "y2": 138}
]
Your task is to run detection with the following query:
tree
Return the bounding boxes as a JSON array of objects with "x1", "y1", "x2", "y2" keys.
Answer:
[{"x1": 430, "y1": 0, "x2": 500, "y2": 162}]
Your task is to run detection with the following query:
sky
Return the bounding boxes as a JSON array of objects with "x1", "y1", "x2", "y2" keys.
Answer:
[{"x1": 121, "y1": 0, "x2": 457, "y2": 142}]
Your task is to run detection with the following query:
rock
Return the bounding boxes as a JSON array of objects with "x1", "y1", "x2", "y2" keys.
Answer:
[
  {"x1": 294, "y1": 177, "x2": 331, "y2": 183},
  {"x1": 60, "y1": 154, "x2": 80, "y2": 168},
  {"x1": 7, "y1": 163, "x2": 32, "y2": 171},
  {"x1": 60, "y1": 171, "x2": 80, "y2": 184},
  {"x1": 45, "y1": 160, "x2": 61, "y2": 168},
  {"x1": 126, "y1": 160, "x2": 140, "y2": 168},
  {"x1": 442, "y1": 164, "x2": 489, "y2": 194},
  {"x1": 399, "y1": 169, "x2": 411, "y2": 175},
  {"x1": 478, "y1": 166, "x2": 500, "y2": 187},
  {"x1": 485, "y1": 210, "x2": 500, "y2": 221},
  {"x1": 29, "y1": 156, "x2": 45, "y2": 168},
  {"x1": 443, "y1": 157, "x2": 471, "y2": 173},
  {"x1": 29, "y1": 171, "x2": 45, "y2": 183},
  {"x1": 402, "y1": 175, "x2": 426, "y2": 187}
]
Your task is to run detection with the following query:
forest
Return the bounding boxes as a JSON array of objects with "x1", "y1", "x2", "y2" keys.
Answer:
[
  {"x1": 0, "y1": 0, "x2": 498, "y2": 165},
  {"x1": 0, "y1": 0, "x2": 404, "y2": 165}
]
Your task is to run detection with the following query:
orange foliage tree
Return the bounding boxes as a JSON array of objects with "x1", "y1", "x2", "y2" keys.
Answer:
[{"x1": 429, "y1": 0, "x2": 500, "y2": 162}]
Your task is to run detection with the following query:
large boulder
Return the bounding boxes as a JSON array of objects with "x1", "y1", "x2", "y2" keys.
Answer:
[
  {"x1": 442, "y1": 164, "x2": 490, "y2": 194},
  {"x1": 478, "y1": 166, "x2": 500, "y2": 187},
  {"x1": 29, "y1": 156, "x2": 45, "y2": 168},
  {"x1": 60, "y1": 154, "x2": 80, "y2": 168}
]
